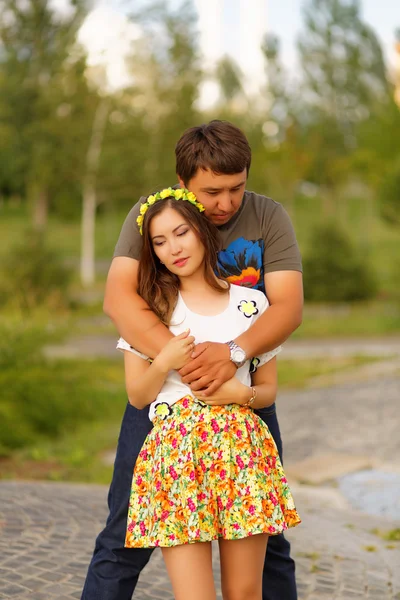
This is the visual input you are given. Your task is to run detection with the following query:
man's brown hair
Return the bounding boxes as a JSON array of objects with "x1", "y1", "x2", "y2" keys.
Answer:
[{"x1": 175, "y1": 120, "x2": 252, "y2": 185}]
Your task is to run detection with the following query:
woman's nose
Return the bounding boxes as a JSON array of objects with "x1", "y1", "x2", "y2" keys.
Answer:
[{"x1": 171, "y1": 241, "x2": 183, "y2": 255}]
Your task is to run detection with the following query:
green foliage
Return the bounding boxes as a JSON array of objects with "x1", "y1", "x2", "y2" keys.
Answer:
[
  {"x1": 303, "y1": 221, "x2": 377, "y2": 302},
  {"x1": 0, "y1": 0, "x2": 92, "y2": 225},
  {"x1": 298, "y1": 0, "x2": 388, "y2": 123},
  {"x1": 0, "y1": 0, "x2": 399, "y2": 298},
  {"x1": 0, "y1": 323, "x2": 125, "y2": 456},
  {"x1": 216, "y1": 56, "x2": 243, "y2": 104},
  {"x1": 380, "y1": 159, "x2": 400, "y2": 227},
  {"x1": 296, "y1": 0, "x2": 391, "y2": 196},
  {"x1": 0, "y1": 232, "x2": 72, "y2": 311}
]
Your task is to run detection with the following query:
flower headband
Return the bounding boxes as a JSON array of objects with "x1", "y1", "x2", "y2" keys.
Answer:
[{"x1": 136, "y1": 187, "x2": 205, "y2": 234}]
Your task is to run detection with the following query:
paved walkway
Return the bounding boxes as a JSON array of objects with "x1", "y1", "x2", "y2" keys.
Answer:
[
  {"x1": 1, "y1": 374, "x2": 400, "y2": 599},
  {"x1": 0, "y1": 481, "x2": 399, "y2": 600},
  {"x1": 45, "y1": 334, "x2": 400, "y2": 361}
]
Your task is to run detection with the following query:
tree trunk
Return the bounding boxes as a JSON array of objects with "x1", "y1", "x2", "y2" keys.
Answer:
[
  {"x1": 33, "y1": 187, "x2": 48, "y2": 232},
  {"x1": 81, "y1": 98, "x2": 109, "y2": 287}
]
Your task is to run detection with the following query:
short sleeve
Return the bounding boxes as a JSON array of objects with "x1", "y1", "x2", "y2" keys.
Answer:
[
  {"x1": 248, "y1": 290, "x2": 282, "y2": 371},
  {"x1": 113, "y1": 199, "x2": 145, "y2": 260},
  {"x1": 250, "y1": 346, "x2": 282, "y2": 373},
  {"x1": 262, "y1": 203, "x2": 302, "y2": 274},
  {"x1": 116, "y1": 337, "x2": 151, "y2": 362}
]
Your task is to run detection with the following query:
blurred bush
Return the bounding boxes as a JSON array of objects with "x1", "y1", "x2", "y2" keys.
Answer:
[
  {"x1": 0, "y1": 324, "x2": 124, "y2": 456},
  {"x1": 0, "y1": 232, "x2": 72, "y2": 311},
  {"x1": 380, "y1": 159, "x2": 400, "y2": 227},
  {"x1": 303, "y1": 221, "x2": 377, "y2": 302}
]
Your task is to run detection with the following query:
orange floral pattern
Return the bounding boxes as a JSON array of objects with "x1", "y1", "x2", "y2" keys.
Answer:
[{"x1": 125, "y1": 396, "x2": 301, "y2": 548}]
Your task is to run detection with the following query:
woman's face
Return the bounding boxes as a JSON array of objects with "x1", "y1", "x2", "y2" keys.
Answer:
[{"x1": 149, "y1": 207, "x2": 206, "y2": 278}]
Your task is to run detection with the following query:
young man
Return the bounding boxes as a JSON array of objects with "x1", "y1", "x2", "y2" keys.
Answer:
[{"x1": 82, "y1": 120, "x2": 303, "y2": 600}]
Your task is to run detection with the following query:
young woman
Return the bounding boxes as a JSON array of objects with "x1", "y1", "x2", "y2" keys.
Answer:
[{"x1": 117, "y1": 188, "x2": 300, "y2": 600}]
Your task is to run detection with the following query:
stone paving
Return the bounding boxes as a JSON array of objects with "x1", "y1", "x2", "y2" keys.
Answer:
[
  {"x1": 0, "y1": 481, "x2": 399, "y2": 599},
  {"x1": 277, "y1": 377, "x2": 400, "y2": 468},
  {"x1": 1, "y1": 373, "x2": 399, "y2": 599}
]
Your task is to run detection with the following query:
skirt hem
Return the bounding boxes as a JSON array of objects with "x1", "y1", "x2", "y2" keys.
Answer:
[{"x1": 125, "y1": 520, "x2": 301, "y2": 549}]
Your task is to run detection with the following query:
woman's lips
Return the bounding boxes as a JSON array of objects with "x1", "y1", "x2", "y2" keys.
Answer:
[{"x1": 173, "y1": 257, "x2": 189, "y2": 267}]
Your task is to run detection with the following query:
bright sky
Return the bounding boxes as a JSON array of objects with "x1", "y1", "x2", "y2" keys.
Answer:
[{"x1": 70, "y1": 0, "x2": 399, "y2": 92}]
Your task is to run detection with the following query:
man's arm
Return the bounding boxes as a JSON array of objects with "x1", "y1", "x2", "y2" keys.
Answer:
[
  {"x1": 180, "y1": 270, "x2": 303, "y2": 393},
  {"x1": 104, "y1": 257, "x2": 173, "y2": 358},
  {"x1": 235, "y1": 270, "x2": 303, "y2": 357},
  {"x1": 180, "y1": 199, "x2": 303, "y2": 394}
]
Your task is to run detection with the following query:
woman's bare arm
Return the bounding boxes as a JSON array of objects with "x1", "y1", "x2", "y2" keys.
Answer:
[
  {"x1": 123, "y1": 352, "x2": 169, "y2": 409},
  {"x1": 196, "y1": 357, "x2": 277, "y2": 409},
  {"x1": 250, "y1": 357, "x2": 278, "y2": 408}
]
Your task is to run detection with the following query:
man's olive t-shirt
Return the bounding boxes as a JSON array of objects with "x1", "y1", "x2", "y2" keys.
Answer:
[{"x1": 113, "y1": 190, "x2": 302, "y2": 294}]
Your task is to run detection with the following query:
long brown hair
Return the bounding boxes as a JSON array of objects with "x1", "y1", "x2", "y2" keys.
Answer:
[{"x1": 138, "y1": 197, "x2": 226, "y2": 325}]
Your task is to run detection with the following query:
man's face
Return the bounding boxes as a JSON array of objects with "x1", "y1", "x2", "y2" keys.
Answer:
[{"x1": 179, "y1": 168, "x2": 247, "y2": 226}]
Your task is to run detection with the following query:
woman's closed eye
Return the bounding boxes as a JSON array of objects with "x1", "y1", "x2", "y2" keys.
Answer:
[{"x1": 177, "y1": 229, "x2": 189, "y2": 237}]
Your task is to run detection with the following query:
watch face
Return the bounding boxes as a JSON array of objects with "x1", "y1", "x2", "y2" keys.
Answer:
[{"x1": 232, "y1": 349, "x2": 246, "y2": 364}]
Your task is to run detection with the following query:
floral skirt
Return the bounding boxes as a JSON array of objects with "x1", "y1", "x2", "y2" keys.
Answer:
[{"x1": 125, "y1": 396, "x2": 301, "y2": 548}]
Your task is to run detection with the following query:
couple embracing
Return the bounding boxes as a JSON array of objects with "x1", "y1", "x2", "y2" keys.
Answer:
[{"x1": 82, "y1": 120, "x2": 303, "y2": 600}]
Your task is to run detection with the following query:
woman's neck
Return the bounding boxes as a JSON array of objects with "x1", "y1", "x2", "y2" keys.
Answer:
[{"x1": 179, "y1": 269, "x2": 226, "y2": 295}]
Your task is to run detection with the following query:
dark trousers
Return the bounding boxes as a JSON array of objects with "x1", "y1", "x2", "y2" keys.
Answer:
[{"x1": 81, "y1": 402, "x2": 297, "y2": 600}]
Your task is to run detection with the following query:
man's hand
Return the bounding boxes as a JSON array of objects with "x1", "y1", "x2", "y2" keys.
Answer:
[
  {"x1": 196, "y1": 377, "x2": 249, "y2": 406},
  {"x1": 178, "y1": 342, "x2": 236, "y2": 395}
]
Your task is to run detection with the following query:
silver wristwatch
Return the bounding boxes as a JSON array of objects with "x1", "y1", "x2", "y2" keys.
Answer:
[{"x1": 226, "y1": 340, "x2": 247, "y2": 368}]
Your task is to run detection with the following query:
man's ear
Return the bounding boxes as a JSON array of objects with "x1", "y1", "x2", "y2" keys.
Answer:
[{"x1": 177, "y1": 176, "x2": 185, "y2": 189}]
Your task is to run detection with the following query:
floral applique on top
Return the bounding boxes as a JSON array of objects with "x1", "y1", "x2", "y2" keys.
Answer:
[
  {"x1": 238, "y1": 299, "x2": 259, "y2": 318},
  {"x1": 153, "y1": 402, "x2": 172, "y2": 420}
]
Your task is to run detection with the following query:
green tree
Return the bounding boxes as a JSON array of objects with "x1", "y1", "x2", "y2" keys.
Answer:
[
  {"x1": 298, "y1": 0, "x2": 387, "y2": 131},
  {"x1": 0, "y1": 0, "x2": 89, "y2": 229},
  {"x1": 297, "y1": 0, "x2": 389, "y2": 212},
  {"x1": 216, "y1": 55, "x2": 244, "y2": 106},
  {"x1": 125, "y1": 0, "x2": 202, "y2": 188}
]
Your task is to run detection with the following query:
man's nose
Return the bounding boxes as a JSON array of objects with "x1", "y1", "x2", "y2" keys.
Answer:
[{"x1": 217, "y1": 192, "x2": 233, "y2": 212}]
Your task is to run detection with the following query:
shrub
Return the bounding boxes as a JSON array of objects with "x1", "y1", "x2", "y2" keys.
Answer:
[
  {"x1": 303, "y1": 221, "x2": 377, "y2": 302},
  {"x1": 380, "y1": 160, "x2": 400, "y2": 227},
  {"x1": 0, "y1": 231, "x2": 72, "y2": 311},
  {"x1": 0, "y1": 323, "x2": 125, "y2": 455}
]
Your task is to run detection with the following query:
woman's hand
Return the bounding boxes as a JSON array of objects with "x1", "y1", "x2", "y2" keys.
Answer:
[
  {"x1": 195, "y1": 377, "x2": 251, "y2": 407},
  {"x1": 154, "y1": 330, "x2": 195, "y2": 372}
]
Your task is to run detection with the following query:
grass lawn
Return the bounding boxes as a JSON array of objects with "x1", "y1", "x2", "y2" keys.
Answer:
[
  {"x1": 277, "y1": 355, "x2": 384, "y2": 388},
  {"x1": 293, "y1": 302, "x2": 400, "y2": 338}
]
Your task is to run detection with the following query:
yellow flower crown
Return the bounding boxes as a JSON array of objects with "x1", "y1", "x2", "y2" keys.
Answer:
[{"x1": 136, "y1": 187, "x2": 205, "y2": 234}]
